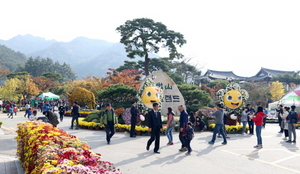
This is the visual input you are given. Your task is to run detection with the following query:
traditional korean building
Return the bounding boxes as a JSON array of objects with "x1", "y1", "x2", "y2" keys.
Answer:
[{"x1": 197, "y1": 67, "x2": 294, "y2": 82}]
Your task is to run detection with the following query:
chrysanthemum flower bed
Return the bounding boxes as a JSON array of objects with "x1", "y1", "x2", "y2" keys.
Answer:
[{"x1": 16, "y1": 121, "x2": 122, "y2": 174}]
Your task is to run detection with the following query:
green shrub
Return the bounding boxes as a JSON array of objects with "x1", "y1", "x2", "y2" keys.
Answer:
[{"x1": 83, "y1": 110, "x2": 103, "y2": 122}]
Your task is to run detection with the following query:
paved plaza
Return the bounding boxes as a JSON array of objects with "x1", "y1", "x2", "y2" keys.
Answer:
[{"x1": 0, "y1": 112, "x2": 299, "y2": 174}]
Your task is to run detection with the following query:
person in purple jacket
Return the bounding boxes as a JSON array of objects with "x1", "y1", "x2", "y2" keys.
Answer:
[{"x1": 178, "y1": 105, "x2": 188, "y2": 152}]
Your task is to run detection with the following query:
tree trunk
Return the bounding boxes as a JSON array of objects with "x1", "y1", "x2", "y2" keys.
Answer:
[{"x1": 144, "y1": 53, "x2": 150, "y2": 76}]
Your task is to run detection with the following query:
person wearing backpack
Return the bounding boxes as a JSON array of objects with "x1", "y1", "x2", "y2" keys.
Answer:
[
  {"x1": 166, "y1": 107, "x2": 176, "y2": 145},
  {"x1": 286, "y1": 105, "x2": 298, "y2": 143}
]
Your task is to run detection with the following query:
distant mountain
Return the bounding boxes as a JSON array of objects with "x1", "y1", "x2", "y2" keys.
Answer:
[
  {"x1": 0, "y1": 35, "x2": 158, "y2": 77},
  {"x1": 0, "y1": 34, "x2": 56, "y2": 54},
  {"x1": 0, "y1": 44, "x2": 27, "y2": 72}
]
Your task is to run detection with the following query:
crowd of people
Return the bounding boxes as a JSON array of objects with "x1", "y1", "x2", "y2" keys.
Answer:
[{"x1": 2, "y1": 98, "x2": 298, "y2": 156}]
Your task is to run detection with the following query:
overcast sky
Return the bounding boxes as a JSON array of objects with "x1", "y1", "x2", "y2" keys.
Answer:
[{"x1": 1, "y1": 0, "x2": 300, "y2": 76}]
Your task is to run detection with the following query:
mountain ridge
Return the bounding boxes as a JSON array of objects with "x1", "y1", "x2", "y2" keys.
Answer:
[{"x1": 0, "y1": 34, "x2": 154, "y2": 77}]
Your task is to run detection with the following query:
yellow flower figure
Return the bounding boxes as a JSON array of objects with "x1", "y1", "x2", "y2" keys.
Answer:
[{"x1": 141, "y1": 86, "x2": 161, "y2": 108}]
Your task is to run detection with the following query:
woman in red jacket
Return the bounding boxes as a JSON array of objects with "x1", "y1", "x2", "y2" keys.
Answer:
[{"x1": 249, "y1": 106, "x2": 265, "y2": 149}]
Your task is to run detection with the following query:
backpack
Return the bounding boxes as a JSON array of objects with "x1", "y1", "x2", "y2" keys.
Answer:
[{"x1": 290, "y1": 111, "x2": 298, "y2": 124}]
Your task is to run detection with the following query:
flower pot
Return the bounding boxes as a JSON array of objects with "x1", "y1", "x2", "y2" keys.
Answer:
[{"x1": 136, "y1": 131, "x2": 141, "y2": 135}]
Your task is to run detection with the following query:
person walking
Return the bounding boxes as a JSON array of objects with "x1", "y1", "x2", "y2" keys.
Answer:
[
  {"x1": 281, "y1": 107, "x2": 290, "y2": 140},
  {"x1": 249, "y1": 106, "x2": 265, "y2": 149},
  {"x1": 208, "y1": 104, "x2": 227, "y2": 145},
  {"x1": 146, "y1": 102, "x2": 162, "y2": 154},
  {"x1": 24, "y1": 103, "x2": 30, "y2": 117},
  {"x1": 166, "y1": 107, "x2": 176, "y2": 145},
  {"x1": 8, "y1": 107, "x2": 14, "y2": 119},
  {"x1": 43, "y1": 101, "x2": 52, "y2": 112},
  {"x1": 26, "y1": 108, "x2": 33, "y2": 119},
  {"x1": 286, "y1": 105, "x2": 298, "y2": 143},
  {"x1": 70, "y1": 101, "x2": 80, "y2": 130},
  {"x1": 178, "y1": 105, "x2": 188, "y2": 152},
  {"x1": 58, "y1": 102, "x2": 66, "y2": 122},
  {"x1": 6, "y1": 103, "x2": 11, "y2": 116},
  {"x1": 100, "y1": 104, "x2": 118, "y2": 144},
  {"x1": 218, "y1": 109, "x2": 230, "y2": 139},
  {"x1": 276, "y1": 105, "x2": 284, "y2": 133},
  {"x1": 13, "y1": 106, "x2": 18, "y2": 116},
  {"x1": 246, "y1": 104, "x2": 255, "y2": 135},
  {"x1": 130, "y1": 101, "x2": 138, "y2": 138},
  {"x1": 241, "y1": 107, "x2": 248, "y2": 135},
  {"x1": 185, "y1": 122, "x2": 194, "y2": 155}
]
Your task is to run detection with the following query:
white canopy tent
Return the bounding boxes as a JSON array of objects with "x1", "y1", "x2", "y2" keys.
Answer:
[{"x1": 268, "y1": 86, "x2": 300, "y2": 118}]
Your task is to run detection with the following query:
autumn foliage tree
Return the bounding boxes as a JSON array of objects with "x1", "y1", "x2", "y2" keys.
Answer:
[
  {"x1": 67, "y1": 87, "x2": 96, "y2": 109},
  {"x1": 103, "y1": 69, "x2": 142, "y2": 90},
  {"x1": 270, "y1": 81, "x2": 285, "y2": 101},
  {"x1": 0, "y1": 76, "x2": 40, "y2": 100},
  {"x1": 19, "y1": 76, "x2": 41, "y2": 100},
  {"x1": 67, "y1": 76, "x2": 104, "y2": 96},
  {"x1": 32, "y1": 76, "x2": 59, "y2": 92},
  {"x1": 0, "y1": 78, "x2": 22, "y2": 101}
]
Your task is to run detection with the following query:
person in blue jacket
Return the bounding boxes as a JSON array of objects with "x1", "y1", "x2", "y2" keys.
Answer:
[{"x1": 178, "y1": 105, "x2": 188, "y2": 152}]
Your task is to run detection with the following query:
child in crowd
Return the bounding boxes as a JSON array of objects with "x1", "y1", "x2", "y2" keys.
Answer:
[
  {"x1": 8, "y1": 107, "x2": 14, "y2": 119},
  {"x1": 185, "y1": 122, "x2": 194, "y2": 155},
  {"x1": 29, "y1": 110, "x2": 37, "y2": 121},
  {"x1": 26, "y1": 108, "x2": 33, "y2": 118},
  {"x1": 13, "y1": 106, "x2": 18, "y2": 116}
]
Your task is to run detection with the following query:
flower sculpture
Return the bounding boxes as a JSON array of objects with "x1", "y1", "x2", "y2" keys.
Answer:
[
  {"x1": 137, "y1": 78, "x2": 164, "y2": 113},
  {"x1": 16, "y1": 121, "x2": 121, "y2": 174},
  {"x1": 216, "y1": 82, "x2": 249, "y2": 115}
]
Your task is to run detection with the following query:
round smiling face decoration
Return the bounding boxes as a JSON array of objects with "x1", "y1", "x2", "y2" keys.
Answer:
[
  {"x1": 216, "y1": 82, "x2": 249, "y2": 115},
  {"x1": 224, "y1": 90, "x2": 243, "y2": 109},
  {"x1": 141, "y1": 86, "x2": 161, "y2": 108}
]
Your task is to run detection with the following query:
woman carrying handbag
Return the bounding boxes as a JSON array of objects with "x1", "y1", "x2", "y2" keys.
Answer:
[{"x1": 166, "y1": 107, "x2": 176, "y2": 145}]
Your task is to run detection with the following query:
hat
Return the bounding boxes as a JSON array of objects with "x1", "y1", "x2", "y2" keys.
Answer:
[{"x1": 106, "y1": 103, "x2": 111, "y2": 107}]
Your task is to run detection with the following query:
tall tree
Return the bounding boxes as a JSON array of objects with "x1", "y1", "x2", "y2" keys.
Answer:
[
  {"x1": 0, "y1": 78, "x2": 22, "y2": 100},
  {"x1": 178, "y1": 84, "x2": 212, "y2": 106},
  {"x1": 269, "y1": 81, "x2": 285, "y2": 102},
  {"x1": 116, "y1": 18, "x2": 186, "y2": 75},
  {"x1": 16, "y1": 57, "x2": 76, "y2": 81},
  {"x1": 173, "y1": 58, "x2": 201, "y2": 83},
  {"x1": 103, "y1": 69, "x2": 142, "y2": 90},
  {"x1": 116, "y1": 61, "x2": 139, "y2": 72},
  {"x1": 41, "y1": 72, "x2": 62, "y2": 82},
  {"x1": 272, "y1": 72, "x2": 300, "y2": 88},
  {"x1": 241, "y1": 82, "x2": 271, "y2": 107},
  {"x1": 97, "y1": 83, "x2": 137, "y2": 104},
  {"x1": 31, "y1": 76, "x2": 59, "y2": 92}
]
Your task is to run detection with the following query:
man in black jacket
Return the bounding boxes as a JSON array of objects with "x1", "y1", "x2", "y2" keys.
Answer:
[
  {"x1": 146, "y1": 102, "x2": 162, "y2": 154},
  {"x1": 70, "y1": 101, "x2": 80, "y2": 130},
  {"x1": 286, "y1": 105, "x2": 298, "y2": 143},
  {"x1": 58, "y1": 102, "x2": 65, "y2": 122},
  {"x1": 246, "y1": 104, "x2": 255, "y2": 135},
  {"x1": 276, "y1": 105, "x2": 284, "y2": 133},
  {"x1": 130, "y1": 101, "x2": 138, "y2": 138}
]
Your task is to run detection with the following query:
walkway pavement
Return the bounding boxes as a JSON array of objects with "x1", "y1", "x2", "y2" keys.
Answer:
[
  {"x1": 0, "y1": 155, "x2": 23, "y2": 174},
  {"x1": 0, "y1": 111, "x2": 299, "y2": 174}
]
